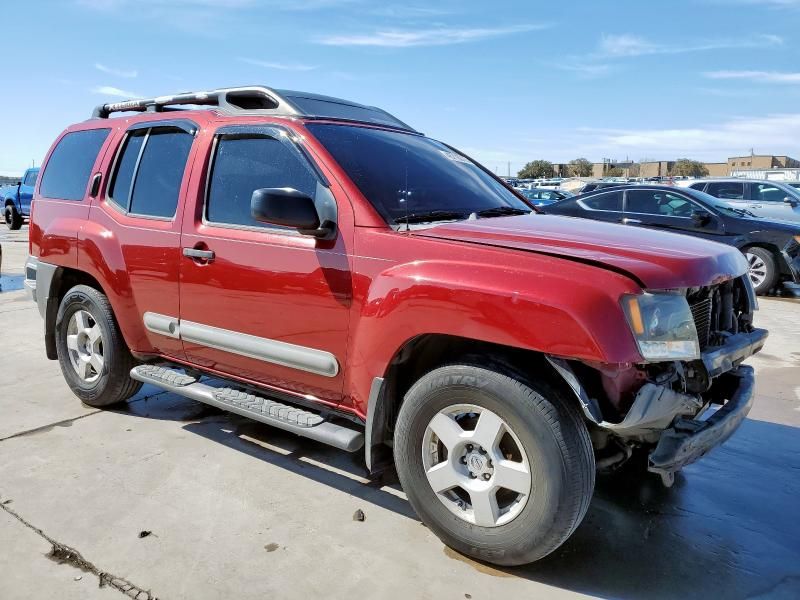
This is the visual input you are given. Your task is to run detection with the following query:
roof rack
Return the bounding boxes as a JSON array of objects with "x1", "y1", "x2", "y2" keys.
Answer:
[{"x1": 91, "y1": 85, "x2": 417, "y2": 132}]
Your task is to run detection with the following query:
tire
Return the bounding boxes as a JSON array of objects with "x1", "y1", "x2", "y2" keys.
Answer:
[
  {"x1": 744, "y1": 247, "x2": 778, "y2": 295},
  {"x1": 394, "y1": 363, "x2": 594, "y2": 566},
  {"x1": 4, "y1": 204, "x2": 22, "y2": 230},
  {"x1": 55, "y1": 285, "x2": 142, "y2": 407}
]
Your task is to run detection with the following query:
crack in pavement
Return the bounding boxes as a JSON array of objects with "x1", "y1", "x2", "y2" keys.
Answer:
[
  {"x1": 0, "y1": 500, "x2": 159, "y2": 599},
  {"x1": 0, "y1": 390, "x2": 171, "y2": 443},
  {"x1": 0, "y1": 411, "x2": 101, "y2": 443}
]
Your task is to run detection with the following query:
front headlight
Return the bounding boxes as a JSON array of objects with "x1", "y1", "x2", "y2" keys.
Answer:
[{"x1": 621, "y1": 292, "x2": 700, "y2": 361}]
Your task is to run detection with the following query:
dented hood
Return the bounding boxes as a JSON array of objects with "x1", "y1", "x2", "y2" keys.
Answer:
[{"x1": 417, "y1": 214, "x2": 748, "y2": 289}]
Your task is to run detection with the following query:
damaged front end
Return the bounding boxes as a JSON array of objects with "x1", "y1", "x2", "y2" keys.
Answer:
[{"x1": 549, "y1": 275, "x2": 767, "y2": 486}]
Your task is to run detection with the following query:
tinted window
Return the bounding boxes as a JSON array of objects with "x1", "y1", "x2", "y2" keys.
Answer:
[
  {"x1": 752, "y1": 183, "x2": 785, "y2": 202},
  {"x1": 108, "y1": 131, "x2": 146, "y2": 209},
  {"x1": 206, "y1": 135, "x2": 317, "y2": 228},
  {"x1": 23, "y1": 170, "x2": 38, "y2": 186},
  {"x1": 706, "y1": 182, "x2": 744, "y2": 200},
  {"x1": 626, "y1": 190, "x2": 695, "y2": 217},
  {"x1": 580, "y1": 191, "x2": 622, "y2": 211},
  {"x1": 39, "y1": 129, "x2": 110, "y2": 200},
  {"x1": 129, "y1": 129, "x2": 193, "y2": 218},
  {"x1": 689, "y1": 182, "x2": 706, "y2": 191},
  {"x1": 306, "y1": 123, "x2": 529, "y2": 224}
]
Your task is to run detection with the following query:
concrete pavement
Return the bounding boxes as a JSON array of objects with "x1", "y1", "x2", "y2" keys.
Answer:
[{"x1": 1, "y1": 226, "x2": 799, "y2": 600}]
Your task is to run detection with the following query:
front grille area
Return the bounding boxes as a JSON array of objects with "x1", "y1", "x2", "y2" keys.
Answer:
[{"x1": 690, "y1": 297, "x2": 712, "y2": 351}]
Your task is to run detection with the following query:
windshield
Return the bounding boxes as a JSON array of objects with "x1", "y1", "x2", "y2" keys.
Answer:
[{"x1": 306, "y1": 123, "x2": 531, "y2": 226}]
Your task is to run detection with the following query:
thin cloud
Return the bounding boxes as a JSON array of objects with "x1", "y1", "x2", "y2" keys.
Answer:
[
  {"x1": 316, "y1": 23, "x2": 550, "y2": 47},
  {"x1": 577, "y1": 113, "x2": 800, "y2": 160},
  {"x1": 94, "y1": 62, "x2": 138, "y2": 78},
  {"x1": 91, "y1": 85, "x2": 141, "y2": 98},
  {"x1": 598, "y1": 32, "x2": 782, "y2": 58},
  {"x1": 705, "y1": 70, "x2": 800, "y2": 84},
  {"x1": 238, "y1": 57, "x2": 317, "y2": 71}
]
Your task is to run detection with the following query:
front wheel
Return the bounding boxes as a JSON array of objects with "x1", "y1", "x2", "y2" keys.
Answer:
[
  {"x1": 4, "y1": 204, "x2": 22, "y2": 230},
  {"x1": 55, "y1": 285, "x2": 142, "y2": 407},
  {"x1": 745, "y1": 247, "x2": 778, "y2": 295},
  {"x1": 394, "y1": 364, "x2": 595, "y2": 566}
]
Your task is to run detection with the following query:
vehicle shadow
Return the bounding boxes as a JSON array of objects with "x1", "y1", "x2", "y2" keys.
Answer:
[{"x1": 118, "y1": 391, "x2": 800, "y2": 600}]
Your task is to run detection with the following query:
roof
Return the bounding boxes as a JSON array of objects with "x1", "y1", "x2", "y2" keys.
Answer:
[{"x1": 91, "y1": 85, "x2": 417, "y2": 133}]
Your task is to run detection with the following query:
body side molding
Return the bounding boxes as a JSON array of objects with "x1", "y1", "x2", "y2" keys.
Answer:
[{"x1": 142, "y1": 312, "x2": 339, "y2": 377}]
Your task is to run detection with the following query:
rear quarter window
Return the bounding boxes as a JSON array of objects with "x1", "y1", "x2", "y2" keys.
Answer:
[{"x1": 39, "y1": 129, "x2": 110, "y2": 201}]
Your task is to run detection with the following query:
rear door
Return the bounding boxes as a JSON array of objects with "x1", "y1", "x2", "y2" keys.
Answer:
[
  {"x1": 178, "y1": 124, "x2": 352, "y2": 407},
  {"x1": 622, "y1": 188, "x2": 725, "y2": 241},
  {"x1": 88, "y1": 120, "x2": 197, "y2": 359}
]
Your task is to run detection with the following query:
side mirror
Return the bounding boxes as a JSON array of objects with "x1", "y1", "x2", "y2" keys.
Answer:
[
  {"x1": 691, "y1": 210, "x2": 711, "y2": 226},
  {"x1": 784, "y1": 196, "x2": 798, "y2": 207},
  {"x1": 250, "y1": 187, "x2": 333, "y2": 238}
]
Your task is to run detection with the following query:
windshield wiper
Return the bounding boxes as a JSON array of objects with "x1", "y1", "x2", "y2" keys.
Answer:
[
  {"x1": 475, "y1": 206, "x2": 532, "y2": 218},
  {"x1": 394, "y1": 210, "x2": 467, "y2": 225}
]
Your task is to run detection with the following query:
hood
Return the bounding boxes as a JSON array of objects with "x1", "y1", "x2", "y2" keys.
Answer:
[{"x1": 417, "y1": 214, "x2": 748, "y2": 289}]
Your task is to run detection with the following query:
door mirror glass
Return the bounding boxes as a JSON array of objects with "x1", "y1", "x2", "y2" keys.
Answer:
[
  {"x1": 784, "y1": 196, "x2": 798, "y2": 207},
  {"x1": 251, "y1": 187, "x2": 326, "y2": 235}
]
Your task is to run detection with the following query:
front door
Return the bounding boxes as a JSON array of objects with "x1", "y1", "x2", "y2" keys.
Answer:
[
  {"x1": 622, "y1": 188, "x2": 726, "y2": 241},
  {"x1": 179, "y1": 125, "x2": 352, "y2": 407},
  {"x1": 746, "y1": 182, "x2": 800, "y2": 222}
]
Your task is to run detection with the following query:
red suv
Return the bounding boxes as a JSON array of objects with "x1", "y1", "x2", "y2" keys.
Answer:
[{"x1": 25, "y1": 86, "x2": 767, "y2": 566}]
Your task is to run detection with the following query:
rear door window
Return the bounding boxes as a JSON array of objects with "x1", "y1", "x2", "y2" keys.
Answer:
[
  {"x1": 579, "y1": 191, "x2": 622, "y2": 211},
  {"x1": 706, "y1": 182, "x2": 744, "y2": 200},
  {"x1": 39, "y1": 129, "x2": 110, "y2": 200},
  {"x1": 108, "y1": 126, "x2": 194, "y2": 218}
]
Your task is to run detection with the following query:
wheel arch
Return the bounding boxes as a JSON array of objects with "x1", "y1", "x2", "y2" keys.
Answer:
[
  {"x1": 364, "y1": 333, "x2": 575, "y2": 473},
  {"x1": 42, "y1": 266, "x2": 108, "y2": 360}
]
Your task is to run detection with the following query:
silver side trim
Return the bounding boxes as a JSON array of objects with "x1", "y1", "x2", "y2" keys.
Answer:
[
  {"x1": 142, "y1": 312, "x2": 339, "y2": 378},
  {"x1": 143, "y1": 312, "x2": 180, "y2": 339}
]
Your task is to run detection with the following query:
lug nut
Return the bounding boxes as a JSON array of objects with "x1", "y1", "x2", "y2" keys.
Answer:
[
  {"x1": 459, "y1": 456, "x2": 467, "y2": 465},
  {"x1": 466, "y1": 444, "x2": 473, "y2": 452},
  {"x1": 483, "y1": 473, "x2": 491, "y2": 481},
  {"x1": 469, "y1": 473, "x2": 477, "y2": 479}
]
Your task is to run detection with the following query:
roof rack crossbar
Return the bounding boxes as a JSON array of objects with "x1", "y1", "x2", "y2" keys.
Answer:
[
  {"x1": 91, "y1": 86, "x2": 298, "y2": 119},
  {"x1": 91, "y1": 85, "x2": 417, "y2": 133}
]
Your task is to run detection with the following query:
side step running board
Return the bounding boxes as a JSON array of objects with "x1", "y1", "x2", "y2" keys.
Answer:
[{"x1": 130, "y1": 365, "x2": 364, "y2": 452}]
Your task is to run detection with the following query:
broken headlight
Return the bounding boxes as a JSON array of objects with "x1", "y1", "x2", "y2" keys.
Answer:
[{"x1": 622, "y1": 292, "x2": 700, "y2": 361}]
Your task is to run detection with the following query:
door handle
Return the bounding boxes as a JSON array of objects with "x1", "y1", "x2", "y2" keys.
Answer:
[
  {"x1": 183, "y1": 247, "x2": 215, "y2": 261},
  {"x1": 621, "y1": 217, "x2": 641, "y2": 224}
]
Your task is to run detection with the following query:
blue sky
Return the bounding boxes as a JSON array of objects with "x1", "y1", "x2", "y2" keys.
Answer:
[{"x1": 2, "y1": 0, "x2": 800, "y2": 176}]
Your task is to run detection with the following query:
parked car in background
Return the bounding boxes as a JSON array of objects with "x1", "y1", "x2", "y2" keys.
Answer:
[
  {"x1": 579, "y1": 180, "x2": 628, "y2": 193},
  {"x1": 2, "y1": 167, "x2": 38, "y2": 229},
  {"x1": 689, "y1": 179, "x2": 800, "y2": 223},
  {"x1": 517, "y1": 187, "x2": 574, "y2": 207},
  {"x1": 24, "y1": 85, "x2": 766, "y2": 567},
  {"x1": 785, "y1": 181, "x2": 800, "y2": 191},
  {"x1": 544, "y1": 184, "x2": 800, "y2": 294}
]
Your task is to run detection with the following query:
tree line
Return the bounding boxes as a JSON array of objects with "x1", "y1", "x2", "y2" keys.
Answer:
[{"x1": 517, "y1": 158, "x2": 710, "y2": 179}]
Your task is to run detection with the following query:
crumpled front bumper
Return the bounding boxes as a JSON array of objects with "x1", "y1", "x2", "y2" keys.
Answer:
[{"x1": 648, "y1": 365, "x2": 755, "y2": 479}]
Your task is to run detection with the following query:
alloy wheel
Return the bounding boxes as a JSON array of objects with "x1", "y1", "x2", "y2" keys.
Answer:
[
  {"x1": 66, "y1": 309, "x2": 105, "y2": 383},
  {"x1": 422, "y1": 404, "x2": 532, "y2": 527},
  {"x1": 745, "y1": 252, "x2": 768, "y2": 289}
]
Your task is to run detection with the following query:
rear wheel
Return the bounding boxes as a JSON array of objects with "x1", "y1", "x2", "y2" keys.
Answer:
[
  {"x1": 745, "y1": 247, "x2": 778, "y2": 295},
  {"x1": 4, "y1": 204, "x2": 22, "y2": 230},
  {"x1": 55, "y1": 285, "x2": 142, "y2": 407},
  {"x1": 394, "y1": 364, "x2": 594, "y2": 566}
]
